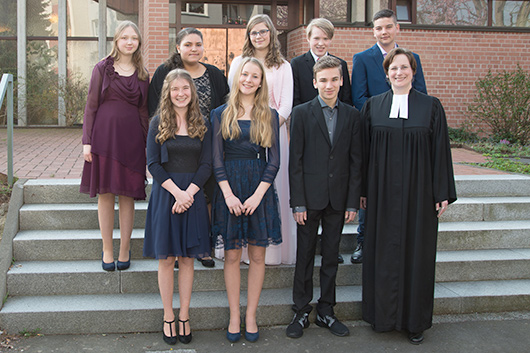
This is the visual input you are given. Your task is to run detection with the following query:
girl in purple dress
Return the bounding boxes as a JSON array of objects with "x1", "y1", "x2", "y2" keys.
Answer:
[
  {"x1": 144, "y1": 69, "x2": 211, "y2": 345},
  {"x1": 80, "y1": 21, "x2": 149, "y2": 272}
]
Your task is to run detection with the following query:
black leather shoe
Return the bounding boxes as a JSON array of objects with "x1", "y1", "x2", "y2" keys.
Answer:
[
  {"x1": 197, "y1": 257, "x2": 215, "y2": 268},
  {"x1": 286, "y1": 312, "x2": 309, "y2": 338},
  {"x1": 178, "y1": 318, "x2": 192, "y2": 344},
  {"x1": 315, "y1": 314, "x2": 350, "y2": 337},
  {"x1": 350, "y1": 243, "x2": 363, "y2": 263},
  {"x1": 162, "y1": 319, "x2": 177, "y2": 345},
  {"x1": 408, "y1": 331, "x2": 424, "y2": 345},
  {"x1": 338, "y1": 254, "x2": 344, "y2": 264}
]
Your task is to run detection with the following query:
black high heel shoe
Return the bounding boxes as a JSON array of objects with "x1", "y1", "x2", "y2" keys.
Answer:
[
  {"x1": 101, "y1": 252, "x2": 115, "y2": 272},
  {"x1": 163, "y1": 319, "x2": 177, "y2": 345},
  {"x1": 117, "y1": 250, "x2": 131, "y2": 271},
  {"x1": 178, "y1": 318, "x2": 192, "y2": 344}
]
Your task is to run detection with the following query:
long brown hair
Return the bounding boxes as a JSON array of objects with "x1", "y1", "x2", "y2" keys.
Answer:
[
  {"x1": 221, "y1": 58, "x2": 273, "y2": 148},
  {"x1": 108, "y1": 21, "x2": 148, "y2": 81},
  {"x1": 242, "y1": 14, "x2": 284, "y2": 69},
  {"x1": 156, "y1": 69, "x2": 206, "y2": 144}
]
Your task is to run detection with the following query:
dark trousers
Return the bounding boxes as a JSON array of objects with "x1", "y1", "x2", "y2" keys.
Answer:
[{"x1": 292, "y1": 204, "x2": 344, "y2": 316}]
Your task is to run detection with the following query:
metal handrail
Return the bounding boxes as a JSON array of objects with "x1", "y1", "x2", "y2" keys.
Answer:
[{"x1": 0, "y1": 74, "x2": 14, "y2": 186}]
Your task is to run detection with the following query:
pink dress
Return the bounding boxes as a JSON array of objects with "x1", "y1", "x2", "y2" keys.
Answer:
[
  {"x1": 80, "y1": 57, "x2": 149, "y2": 200},
  {"x1": 225, "y1": 56, "x2": 296, "y2": 265}
]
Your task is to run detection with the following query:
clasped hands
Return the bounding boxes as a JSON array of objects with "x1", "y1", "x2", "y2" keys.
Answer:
[
  {"x1": 172, "y1": 189, "x2": 194, "y2": 214},
  {"x1": 225, "y1": 193, "x2": 262, "y2": 216}
]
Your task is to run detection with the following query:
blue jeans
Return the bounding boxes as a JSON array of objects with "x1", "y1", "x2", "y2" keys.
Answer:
[{"x1": 356, "y1": 208, "x2": 365, "y2": 245}]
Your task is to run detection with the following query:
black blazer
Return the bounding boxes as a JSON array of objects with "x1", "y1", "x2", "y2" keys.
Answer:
[
  {"x1": 289, "y1": 97, "x2": 362, "y2": 211},
  {"x1": 148, "y1": 62, "x2": 229, "y2": 118},
  {"x1": 291, "y1": 51, "x2": 353, "y2": 107}
]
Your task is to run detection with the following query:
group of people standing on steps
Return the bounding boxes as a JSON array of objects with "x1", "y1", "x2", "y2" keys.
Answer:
[{"x1": 80, "y1": 8, "x2": 456, "y2": 347}]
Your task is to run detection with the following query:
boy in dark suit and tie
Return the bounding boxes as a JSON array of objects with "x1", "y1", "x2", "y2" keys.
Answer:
[
  {"x1": 291, "y1": 18, "x2": 352, "y2": 107},
  {"x1": 349, "y1": 9, "x2": 428, "y2": 264},
  {"x1": 287, "y1": 56, "x2": 361, "y2": 339}
]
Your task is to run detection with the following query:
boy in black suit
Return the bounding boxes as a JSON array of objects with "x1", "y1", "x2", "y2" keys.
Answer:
[
  {"x1": 287, "y1": 56, "x2": 361, "y2": 339},
  {"x1": 291, "y1": 18, "x2": 352, "y2": 107}
]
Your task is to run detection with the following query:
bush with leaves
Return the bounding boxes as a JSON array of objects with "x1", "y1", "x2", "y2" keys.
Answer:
[{"x1": 468, "y1": 65, "x2": 530, "y2": 145}]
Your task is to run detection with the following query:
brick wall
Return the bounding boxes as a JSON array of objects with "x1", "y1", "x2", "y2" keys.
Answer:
[
  {"x1": 287, "y1": 26, "x2": 530, "y2": 128},
  {"x1": 141, "y1": 0, "x2": 170, "y2": 77}
]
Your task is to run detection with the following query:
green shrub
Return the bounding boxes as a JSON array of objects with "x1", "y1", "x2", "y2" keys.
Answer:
[
  {"x1": 448, "y1": 125, "x2": 480, "y2": 144},
  {"x1": 468, "y1": 65, "x2": 530, "y2": 145}
]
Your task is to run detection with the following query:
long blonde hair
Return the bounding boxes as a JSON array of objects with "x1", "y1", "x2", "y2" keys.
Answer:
[
  {"x1": 108, "y1": 21, "x2": 148, "y2": 81},
  {"x1": 242, "y1": 14, "x2": 284, "y2": 69},
  {"x1": 221, "y1": 58, "x2": 273, "y2": 148},
  {"x1": 156, "y1": 69, "x2": 206, "y2": 144}
]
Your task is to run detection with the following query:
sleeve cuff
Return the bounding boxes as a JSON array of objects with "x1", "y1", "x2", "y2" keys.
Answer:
[{"x1": 293, "y1": 206, "x2": 307, "y2": 213}]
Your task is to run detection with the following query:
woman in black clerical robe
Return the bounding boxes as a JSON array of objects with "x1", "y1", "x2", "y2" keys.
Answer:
[{"x1": 360, "y1": 48, "x2": 457, "y2": 345}]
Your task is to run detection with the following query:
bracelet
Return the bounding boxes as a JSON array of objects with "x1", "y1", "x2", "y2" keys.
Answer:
[{"x1": 224, "y1": 194, "x2": 234, "y2": 200}]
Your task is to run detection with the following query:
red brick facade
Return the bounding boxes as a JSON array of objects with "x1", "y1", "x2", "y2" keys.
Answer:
[
  {"x1": 288, "y1": 26, "x2": 530, "y2": 127},
  {"x1": 141, "y1": 0, "x2": 170, "y2": 76}
]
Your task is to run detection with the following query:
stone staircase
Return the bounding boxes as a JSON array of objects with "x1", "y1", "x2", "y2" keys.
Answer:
[{"x1": 1, "y1": 175, "x2": 530, "y2": 334}]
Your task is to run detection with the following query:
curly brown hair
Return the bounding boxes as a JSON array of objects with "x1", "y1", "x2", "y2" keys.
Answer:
[{"x1": 156, "y1": 69, "x2": 207, "y2": 144}]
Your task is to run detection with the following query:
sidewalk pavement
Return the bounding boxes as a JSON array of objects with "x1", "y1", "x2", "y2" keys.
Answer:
[
  {"x1": 7, "y1": 312, "x2": 530, "y2": 352},
  {"x1": 0, "y1": 128, "x2": 509, "y2": 179}
]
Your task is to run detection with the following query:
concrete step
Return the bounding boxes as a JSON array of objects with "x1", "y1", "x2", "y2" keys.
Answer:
[
  {"x1": 22, "y1": 179, "x2": 153, "y2": 204},
  {"x1": 455, "y1": 175, "x2": 530, "y2": 197},
  {"x1": 435, "y1": 249, "x2": 530, "y2": 282},
  {"x1": 445, "y1": 197, "x2": 530, "y2": 222},
  {"x1": 9, "y1": 249, "x2": 530, "y2": 297},
  {"x1": 437, "y1": 220, "x2": 530, "y2": 251},
  {"x1": 19, "y1": 196, "x2": 530, "y2": 231},
  {"x1": 13, "y1": 220, "x2": 530, "y2": 261},
  {"x1": 19, "y1": 202, "x2": 149, "y2": 230},
  {"x1": 6, "y1": 255, "x2": 362, "y2": 296},
  {"x1": 22, "y1": 176, "x2": 530, "y2": 205},
  {"x1": 2, "y1": 279, "x2": 530, "y2": 334}
]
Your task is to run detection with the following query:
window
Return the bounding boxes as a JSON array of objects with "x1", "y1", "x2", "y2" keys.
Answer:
[
  {"x1": 414, "y1": 0, "x2": 529, "y2": 27},
  {"x1": 181, "y1": 3, "x2": 208, "y2": 16}
]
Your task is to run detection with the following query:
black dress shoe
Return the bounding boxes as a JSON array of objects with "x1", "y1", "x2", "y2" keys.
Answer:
[
  {"x1": 162, "y1": 319, "x2": 177, "y2": 345},
  {"x1": 286, "y1": 312, "x2": 309, "y2": 338},
  {"x1": 197, "y1": 257, "x2": 215, "y2": 268},
  {"x1": 350, "y1": 243, "x2": 363, "y2": 263},
  {"x1": 408, "y1": 331, "x2": 424, "y2": 345},
  {"x1": 178, "y1": 318, "x2": 192, "y2": 344},
  {"x1": 315, "y1": 314, "x2": 350, "y2": 337},
  {"x1": 338, "y1": 254, "x2": 344, "y2": 264}
]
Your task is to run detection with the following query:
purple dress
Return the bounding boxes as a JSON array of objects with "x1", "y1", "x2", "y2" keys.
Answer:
[{"x1": 80, "y1": 57, "x2": 149, "y2": 200}]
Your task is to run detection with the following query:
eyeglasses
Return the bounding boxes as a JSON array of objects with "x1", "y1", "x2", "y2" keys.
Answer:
[{"x1": 249, "y1": 29, "x2": 270, "y2": 37}]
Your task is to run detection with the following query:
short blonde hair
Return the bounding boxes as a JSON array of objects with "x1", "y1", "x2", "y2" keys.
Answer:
[{"x1": 306, "y1": 18, "x2": 334, "y2": 39}]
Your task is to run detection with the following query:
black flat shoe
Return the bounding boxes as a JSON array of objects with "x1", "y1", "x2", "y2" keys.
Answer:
[
  {"x1": 178, "y1": 318, "x2": 192, "y2": 344},
  {"x1": 117, "y1": 250, "x2": 131, "y2": 271},
  {"x1": 163, "y1": 319, "x2": 177, "y2": 345},
  {"x1": 197, "y1": 257, "x2": 215, "y2": 268},
  {"x1": 408, "y1": 331, "x2": 424, "y2": 345},
  {"x1": 101, "y1": 252, "x2": 115, "y2": 272}
]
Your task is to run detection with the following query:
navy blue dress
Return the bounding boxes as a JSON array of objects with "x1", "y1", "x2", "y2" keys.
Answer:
[
  {"x1": 143, "y1": 116, "x2": 212, "y2": 259},
  {"x1": 211, "y1": 104, "x2": 282, "y2": 250}
]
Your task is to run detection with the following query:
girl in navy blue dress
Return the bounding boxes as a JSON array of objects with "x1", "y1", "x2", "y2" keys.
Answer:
[
  {"x1": 211, "y1": 57, "x2": 281, "y2": 343},
  {"x1": 144, "y1": 69, "x2": 211, "y2": 345}
]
